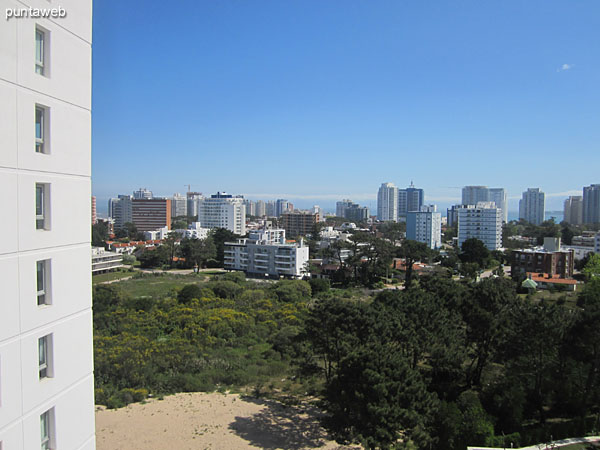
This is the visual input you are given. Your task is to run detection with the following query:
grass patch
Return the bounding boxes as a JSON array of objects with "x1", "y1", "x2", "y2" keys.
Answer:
[
  {"x1": 92, "y1": 269, "x2": 134, "y2": 285},
  {"x1": 117, "y1": 273, "x2": 203, "y2": 299}
]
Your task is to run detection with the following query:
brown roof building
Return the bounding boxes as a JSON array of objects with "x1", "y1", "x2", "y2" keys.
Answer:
[{"x1": 511, "y1": 237, "x2": 574, "y2": 279}]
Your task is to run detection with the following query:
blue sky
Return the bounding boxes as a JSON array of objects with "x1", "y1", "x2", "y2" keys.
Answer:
[{"x1": 92, "y1": 0, "x2": 600, "y2": 214}]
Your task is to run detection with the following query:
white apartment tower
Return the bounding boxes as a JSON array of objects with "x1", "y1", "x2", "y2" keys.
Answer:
[
  {"x1": 519, "y1": 188, "x2": 545, "y2": 225},
  {"x1": 197, "y1": 192, "x2": 246, "y2": 235},
  {"x1": 377, "y1": 182, "x2": 399, "y2": 222},
  {"x1": 488, "y1": 188, "x2": 508, "y2": 223},
  {"x1": 458, "y1": 202, "x2": 503, "y2": 250},
  {"x1": 0, "y1": 1, "x2": 96, "y2": 449},
  {"x1": 406, "y1": 205, "x2": 442, "y2": 249}
]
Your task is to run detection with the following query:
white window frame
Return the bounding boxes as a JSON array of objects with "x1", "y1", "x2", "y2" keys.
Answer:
[
  {"x1": 35, "y1": 26, "x2": 50, "y2": 77},
  {"x1": 40, "y1": 408, "x2": 55, "y2": 450},
  {"x1": 37, "y1": 260, "x2": 51, "y2": 306},
  {"x1": 36, "y1": 183, "x2": 50, "y2": 230},
  {"x1": 38, "y1": 334, "x2": 53, "y2": 380},
  {"x1": 35, "y1": 105, "x2": 50, "y2": 154}
]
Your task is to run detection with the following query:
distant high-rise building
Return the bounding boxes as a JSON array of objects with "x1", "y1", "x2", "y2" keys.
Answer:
[
  {"x1": 564, "y1": 196, "x2": 583, "y2": 225},
  {"x1": 266, "y1": 201, "x2": 276, "y2": 217},
  {"x1": 312, "y1": 205, "x2": 325, "y2": 222},
  {"x1": 447, "y1": 204, "x2": 469, "y2": 227},
  {"x1": 110, "y1": 195, "x2": 133, "y2": 230},
  {"x1": 407, "y1": 205, "x2": 441, "y2": 249},
  {"x1": 336, "y1": 199, "x2": 354, "y2": 218},
  {"x1": 275, "y1": 199, "x2": 292, "y2": 217},
  {"x1": 133, "y1": 187, "x2": 153, "y2": 199},
  {"x1": 398, "y1": 182, "x2": 424, "y2": 217},
  {"x1": 244, "y1": 199, "x2": 256, "y2": 217},
  {"x1": 131, "y1": 198, "x2": 172, "y2": 232},
  {"x1": 519, "y1": 188, "x2": 545, "y2": 225},
  {"x1": 462, "y1": 186, "x2": 490, "y2": 205},
  {"x1": 256, "y1": 200, "x2": 266, "y2": 217},
  {"x1": 171, "y1": 193, "x2": 187, "y2": 218},
  {"x1": 458, "y1": 202, "x2": 503, "y2": 250},
  {"x1": 92, "y1": 196, "x2": 97, "y2": 225},
  {"x1": 337, "y1": 199, "x2": 369, "y2": 222},
  {"x1": 489, "y1": 188, "x2": 508, "y2": 223},
  {"x1": 583, "y1": 184, "x2": 600, "y2": 224},
  {"x1": 377, "y1": 183, "x2": 399, "y2": 222},
  {"x1": 197, "y1": 192, "x2": 246, "y2": 235},
  {"x1": 186, "y1": 192, "x2": 203, "y2": 218}
]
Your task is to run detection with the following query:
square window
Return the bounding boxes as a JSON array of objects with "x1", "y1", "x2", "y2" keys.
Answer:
[
  {"x1": 38, "y1": 334, "x2": 53, "y2": 379},
  {"x1": 40, "y1": 408, "x2": 55, "y2": 450},
  {"x1": 36, "y1": 183, "x2": 50, "y2": 230},
  {"x1": 37, "y1": 260, "x2": 51, "y2": 306},
  {"x1": 35, "y1": 105, "x2": 50, "y2": 154}
]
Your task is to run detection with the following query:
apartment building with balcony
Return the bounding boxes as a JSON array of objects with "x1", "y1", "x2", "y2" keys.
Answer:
[{"x1": 224, "y1": 229, "x2": 309, "y2": 278}]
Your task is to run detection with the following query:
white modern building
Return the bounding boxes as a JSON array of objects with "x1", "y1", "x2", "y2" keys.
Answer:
[
  {"x1": 377, "y1": 182, "x2": 398, "y2": 222},
  {"x1": 489, "y1": 188, "x2": 508, "y2": 223},
  {"x1": 171, "y1": 193, "x2": 187, "y2": 218},
  {"x1": 133, "y1": 187, "x2": 153, "y2": 199},
  {"x1": 174, "y1": 222, "x2": 211, "y2": 240},
  {"x1": 462, "y1": 186, "x2": 490, "y2": 205},
  {"x1": 0, "y1": 1, "x2": 96, "y2": 448},
  {"x1": 91, "y1": 247, "x2": 124, "y2": 274},
  {"x1": 519, "y1": 188, "x2": 545, "y2": 225},
  {"x1": 406, "y1": 205, "x2": 442, "y2": 249},
  {"x1": 224, "y1": 229, "x2": 309, "y2": 278},
  {"x1": 197, "y1": 192, "x2": 246, "y2": 235},
  {"x1": 458, "y1": 202, "x2": 503, "y2": 250},
  {"x1": 564, "y1": 196, "x2": 583, "y2": 225},
  {"x1": 108, "y1": 195, "x2": 132, "y2": 230}
]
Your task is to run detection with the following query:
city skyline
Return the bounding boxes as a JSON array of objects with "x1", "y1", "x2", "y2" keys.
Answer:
[{"x1": 92, "y1": 0, "x2": 600, "y2": 213}]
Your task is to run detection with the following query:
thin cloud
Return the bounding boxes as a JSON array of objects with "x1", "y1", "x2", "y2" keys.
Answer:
[{"x1": 557, "y1": 63, "x2": 574, "y2": 72}]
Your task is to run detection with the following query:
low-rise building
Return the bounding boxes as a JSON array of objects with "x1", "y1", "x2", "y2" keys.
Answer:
[
  {"x1": 224, "y1": 229, "x2": 309, "y2": 278},
  {"x1": 512, "y1": 238, "x2": 574, "y2": 279},
  {"x1": 174, "y1": 222, "x2": 211, "y2": 240},
  {"x1": 92, "y1": 247, "x2": 124, "y2": 273},
  {"x1": 526, "y1": 273, "x2": 578, "y2": 291}
]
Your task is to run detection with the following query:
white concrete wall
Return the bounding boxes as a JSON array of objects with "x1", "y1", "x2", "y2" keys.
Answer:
[{"x1": 0, "y1": 0, "x2": 95, "y2": 447}]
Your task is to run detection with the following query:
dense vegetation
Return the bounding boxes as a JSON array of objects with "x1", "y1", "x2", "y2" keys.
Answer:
[
  {"x1": 94, "y1": 262, "x2": 600, "y2": 449},
  {"x1": 93, "y1": 272, "x2": 315, "y2": 408}
]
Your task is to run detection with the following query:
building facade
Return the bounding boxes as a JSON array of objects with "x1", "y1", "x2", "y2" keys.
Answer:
[
  {"x1": 583, "y1": 184, "x2": 600, "y2": 224},
  {"x1": 224, "y1": 230, "x2": 309, "y2": 278},
  {"x1": 133, "y1": 187, "x2": 153, "y2": 199},
  {"x1": 197, "y1": 192, "x2": 246, "y2": 235},
  {"x1": 512, "y1": 238, "x2": 574, "y2": 279},
  {"x1": 0, "y1": 1, "x2": 96, "y2": 447},
  {"x1": 255, "y1": 200, "x2": 266, "y2": 217},
  {"x1": 280, "y1": 211, "x2": 320, "y2": 237},
  {"x1": 457, "y1": 202, "x2": 503, "y2": 250},
  {"x1": 564, "y1": 196, "x2": 583, "y2": 225},
  {"x1": 171, "y1": 193, "x2": 187, "y2": 218},
  {"x1": 131, "y1": 198, "x2": 172, "y2": 232},
  {"x1": 398, "y1": 182, "x2": 424, "y2": 217},
  {"x1": 488, "y1": 188, "x2": 508, "y2": 223},
  {"x1": 462, "y1": 186, "x2": 490, "y2": 205},
  {"x1": 406, "y1": 205, "x2": 442, "y2": 249},
  {"x1": 377, "y1": 182, "x2": 398, "y2": 222},
  {"x1": 519, "y1": 188, "x2": 545, "y2": 225}
]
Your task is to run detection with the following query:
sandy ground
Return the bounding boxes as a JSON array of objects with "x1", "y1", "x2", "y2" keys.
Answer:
[{"x1": 95, "y1": 392, "x2": 359, "y2": 450}]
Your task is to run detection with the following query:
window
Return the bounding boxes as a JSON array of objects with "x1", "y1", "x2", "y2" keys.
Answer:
[
  {"x1": 38, "y1": 334, "x2": 53, "y2": 379},
  {"x1": 36, "y1": 183, "x2": 49, "y2": 230},
  {"x1": 37, "y1": 260, "x2": 51, "y2": 306},
  {"x1": 40, "y1": 408, "x2": 55, "y2": 450},
  {"x1": 35, "y1": 27, "x2": 46, "y2": 75},
  {"x1": 35, "y1": 105, "x2": 49, "y2": 154}
]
